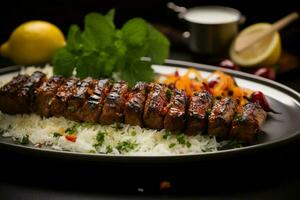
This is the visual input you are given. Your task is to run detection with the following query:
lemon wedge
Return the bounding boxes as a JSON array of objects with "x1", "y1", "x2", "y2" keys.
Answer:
[
  {"x1": 0, "y1": 20, "x2": 65, "y2": 65},
  {"x1": 230, "y1": 23, "x2": 281, "y2": 67}
]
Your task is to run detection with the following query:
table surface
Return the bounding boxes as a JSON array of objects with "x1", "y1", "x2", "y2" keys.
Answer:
[{"x1": 0, "y1": 50, "x2": 300, "y2": 199}]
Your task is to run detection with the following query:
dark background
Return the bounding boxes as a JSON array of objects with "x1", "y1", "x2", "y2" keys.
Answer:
[
  {"x1": 0, "y1": 0, "x2": 300, "y2": 199},
  {"x1": 1, "y1": 0, "x2": 300, "y2": 56}
]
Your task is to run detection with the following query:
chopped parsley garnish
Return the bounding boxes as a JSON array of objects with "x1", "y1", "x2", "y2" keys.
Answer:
[
  {"x1": 116, "y1": 140, "x2": 138, "y2": 153},
  {"x1": 53, "y1": 132, "x2": 62, "y2": 137},
  {"x1": 176, "y1": 134, "x2": 186, "y2": 145},
  {"x1": 106, "y1": 145, "x2": 113, "y2": 153},
  {"x1": 163, "y1": 131, "x2": 171, "y2": 139},
  {"x1": 186, "y1": 141, "x2": 192, "y2": 148},
  {"x1": 93, "y1": 131, "x2": 105, "y2": 147},
  {"x1": 176, "y1": 134, "x2": 192, "y2": 148},
  {"x1": 65, "y1": 125, "x2": 78, "y2": 135},
  {"x1": 169, "y1": 143, "x2": 176, "y2": 148},
  {"x1": 53, "y1": 9, "x2": 170, "y2": 86},
  {"x1": 113, "y1": 123, "x2": 124, "y2": 130},
  {"x1": 166, "y1": 88, "x2": 172, "y2": 99},
  {"x1": 14, "y1": 135, "x2": 29, "y2": 145}
]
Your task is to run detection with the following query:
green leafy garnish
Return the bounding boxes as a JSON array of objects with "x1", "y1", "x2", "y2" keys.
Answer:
[
  {"x1": 169, "y1": 143, "x2": 176, "y2": 148},
  {"x1": 94, "y1": 131, "x2": 105, "y2": 148},
  {"x1": 163, "y1": 131, "x2": 171, "y2": 140},
  {"x1": 53, "y1": 9, "x2": 170, "y2": 85},
  {"x1": 53, "y1": 132, "x2": 62, "y2": 137},
  {"x1": 116, "y1": 140, "x2": 138, "y2": 153},
  {"x1": 65, "y1": 125, "x2": 78, "y2": 135},
  {"x1": 176, "y1": 134, "x2": 191, "y2": 148},
  {"x1": 106, "y1": 145, "x2": 113, "y2": 153},
  {"x1": 166, "y1": 88, "x2": 172, "y2": 99},
  {"x1": 14, "y1": 135, "x2": 29, "y2": 145}
]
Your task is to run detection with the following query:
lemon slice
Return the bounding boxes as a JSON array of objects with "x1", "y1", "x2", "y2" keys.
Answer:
[{"x1": 230, "y1": 23, "x2": 281, "y2": 67}]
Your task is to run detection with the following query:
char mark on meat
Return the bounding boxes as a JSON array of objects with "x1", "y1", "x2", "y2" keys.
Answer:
[
  {"x1": 80, "y1": 79, "x2": 112, "y2": 123},
  {"x1": 185, "y1": 90, "x2": 213, "y2": 135},
  {"x1": 0, "y1": 74, "x2": 30, "y2": 114},
  {"x1": 49, "y1": 77, "x2": 79, "y2": 117},
  {"x1": 124, "y1": 82, "x2": 148, "y2": 127},
  {"x1": 99, "y1": 81, "x2": 128, "y2": 125},
  {"x1": 229, "y1": 102, "x2": 267, "y2": 144},
  {"x1": 35, "y1": 75, "x2": 65, "y2": 117},
  {"x1": 208, "y1": 97, "x2": 237, "y2": 140},
  {"x1": 65, "y1": 77, "x2": 95, "y2": 121},
  {"x1": 164, "y1": 89, "x2": 188, "y2": 132},
  {"x1": 143, "y1": 83, "x2": 168, "y2": 130}
]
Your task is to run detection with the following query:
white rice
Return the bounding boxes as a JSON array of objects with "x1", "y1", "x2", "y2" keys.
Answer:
[{"x1": 0, "y1": 65, "x2": 219, "y2": 155}]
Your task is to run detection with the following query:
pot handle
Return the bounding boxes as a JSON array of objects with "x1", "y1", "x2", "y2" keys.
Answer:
[
  {"x1": 167, "y1": 2, "x2": 187, "y2": 19},
  {"x1": 239, "y1": 15, "x2": 246, "y2": 25},
  {"x1": 166, "y1": 2, "x2": 190, "y2": 44}
]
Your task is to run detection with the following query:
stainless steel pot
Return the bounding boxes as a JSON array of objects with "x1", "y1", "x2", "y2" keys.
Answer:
[{"x1": 168, "y1": 3, "x2": 245, "y2": 55}]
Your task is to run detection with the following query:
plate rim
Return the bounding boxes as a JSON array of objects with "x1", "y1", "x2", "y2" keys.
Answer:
[{"x1": 1, "y1": 59, "x2": 300, "y2": 162}]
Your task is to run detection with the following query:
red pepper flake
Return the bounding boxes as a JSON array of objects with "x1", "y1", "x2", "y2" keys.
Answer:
[
  {"x1": 162, "y1": 107, "x2": 168, "y2": 115},
  {"x1": 65, "y1": 135, "x2": 77, "y2": 142},
  {"x1": 159, "y1": 180, "x2": 171, "y2": 191}
]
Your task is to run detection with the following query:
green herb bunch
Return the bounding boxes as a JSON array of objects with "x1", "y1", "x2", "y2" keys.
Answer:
[{"x1": 53, "y1": 9, "x2": 170, "y2": 85}]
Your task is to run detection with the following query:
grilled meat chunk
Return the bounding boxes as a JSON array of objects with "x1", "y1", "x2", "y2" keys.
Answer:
[
  {"x1": 65, "y1": 77, "x2": 95, "y2": 121},
  {"x1": 99, "y1": 81, "x2": 128, "y2": 125},
  {"x1": 143, "y1": 83, "x2": 168, "y2": 130},
  {"x1": 229, "y1": 102, "x2": 267, "y2": 143},
  {"x1": 208, "y1": 97, "x2": 237, "y2": 140},
  {"x1": 164, "y1": 89, "x2": 188, "y2": 132},
  {"x1": 185, "y1": 90, "x2": 213, "y2": 135},
  {"x1": 80, "y1": 79, "x2": 111, "y2": 123},
  {"x1": 35, "y1": 75, "x2": 65, "y2": 117},
  {"x1": 49, "y1": 77, "x2": 79, "y2": 117},
  {"x1": 0, "y1": 74, "x2": 30, "y2": 114},
  {"x1": 124, "y1": 82, "x2": 148, "y2": 126}
]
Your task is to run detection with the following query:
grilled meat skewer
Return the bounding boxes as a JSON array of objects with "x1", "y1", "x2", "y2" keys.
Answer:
[
  {"x1": 124, "y1": 82, "x2": 148, "y2": 127},
  {"x1": 0, "y1": 72, "x2": 268, "y2": 143},
  {"x1": 35, "y1": 75, "x2": 65, "y2": 117},
  {"x1": 185, "y1": 90, "x2": 213, "y2": 135},
  {"x1": 208, "y1": 97, "x2": 237, "y2": 140},
  {"x1": 80, "y1": 79, "x2": 111, "y2": 123},
  {"x1": 164, "y1": 89, "x2": 188, "y2": 132},
  {"x1": 143, "y1": 83, "x2": 169, "y2": 130},
  {"x1": 229, "y1": 102, "x2": 267, "y2": 143},
  {"x1": 99, "y1": 81, "x2": 128, "y2": 125}
]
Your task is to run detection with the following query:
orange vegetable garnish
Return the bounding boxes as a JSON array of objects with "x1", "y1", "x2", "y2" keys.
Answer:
[{"x1": 161, "y1": 68, "x2": 252, "y2": 105}]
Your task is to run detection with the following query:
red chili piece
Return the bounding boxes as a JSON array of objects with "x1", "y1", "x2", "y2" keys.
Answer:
[
  {"x1": 65, "y1": 135, "x2": 77, "y2": 142},
  {"x1": 250, "y1": 91, "x2": 279, "y2": 113}
]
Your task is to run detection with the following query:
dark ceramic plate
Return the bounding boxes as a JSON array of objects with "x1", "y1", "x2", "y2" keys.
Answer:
[{"x1": 0, "y1": 59, "x2": 300, "y2": 163}]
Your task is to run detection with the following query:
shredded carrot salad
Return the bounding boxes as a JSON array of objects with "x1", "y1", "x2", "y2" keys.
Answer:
[{"x1": 159, "y1": 68, "x2": 253, "y2": 105}]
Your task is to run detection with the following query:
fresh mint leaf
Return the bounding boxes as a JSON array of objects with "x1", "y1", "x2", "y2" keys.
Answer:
[
  {"x1": 105, "y1": 9, "x2": 115, "y2": 28},
  {"x1": 76, "y1": 51, "x2": 102, "y2": 78},
  {"x1": 53, "y1": 48, "x2": 77, "y2": 77},
  {"x1": 82, "y1": 12, "x2": 115, "y2": 51},
  {"x1": 67, "y1": 25, "x2": 82, "y2": 53},
  {"x1": 121, "y1": 60, "x2": 154, "y2": 86},
  {"x1": 147, "y1": 25, "x2": 170, "y2": 64},
  {"x1": 52, "y1": 10, "x2": 170, "y2": 85},
  {"x1": 122, "y1": 18, "x2": 148, "y2": 47}
]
